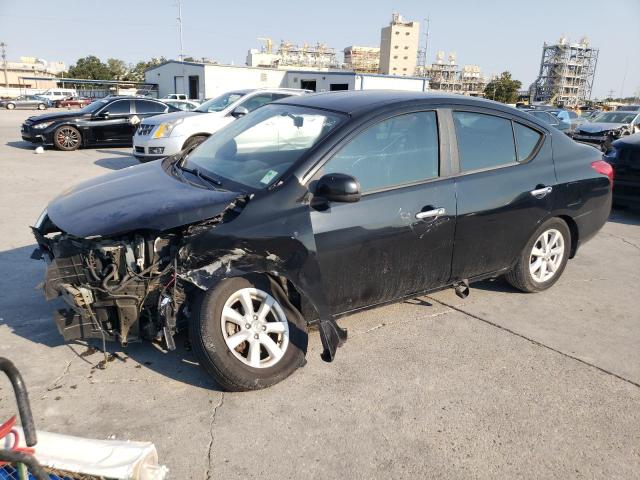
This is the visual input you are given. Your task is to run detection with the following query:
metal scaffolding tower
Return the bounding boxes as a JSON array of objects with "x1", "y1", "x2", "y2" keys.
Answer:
[{"x1": 531, "y1": 36, "x2": 598, "y2": 107}]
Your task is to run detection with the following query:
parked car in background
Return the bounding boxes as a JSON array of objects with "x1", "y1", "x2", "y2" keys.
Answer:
[
  {"x1": 616, "y1": 105, "x2": 640, "y2": 112},
  {"x1": 522, "y1": 109, "x2": 571, "y2": 133},
  {"x1": 603, "y1": 133, "x2": 640, "y2": 208},
  {"x1": 162, "y1": 99, "x2": 200, "y2": 111},
  {"x1": 581, "y1": 109, "x2": 601, "y2": 121},
  {"x1": 549, "y1": 109, "x2": 588, "y2": 132},
  {"x1": 32, "y1": 91, "x2": 612, "y2": 390},
  {"x1": 21, "y1": 96, "x2": 179, "y2": 151},
  {"x1": 573, "y1": 110, "x2": 640, "y2": 151},
  {"x1": 54, "y1": 97, "x2": 93, "y2": 108},
  {"x1": 162, "y1": 94, "x2": 188, "y2": 101},
  {"x1": 35, "y1": 88, "x2": 77, "y2": 105},
  {"x1": 133, "y1": 88, "x2": 309, "y2": 162},
  {"x1": 0, "y1": 95, "x2": 48, "y2": 110}
]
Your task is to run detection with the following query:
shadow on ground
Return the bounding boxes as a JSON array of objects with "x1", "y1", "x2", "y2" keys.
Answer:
[
  {"x1": 609, "y1": 208, "x2": 640, "y2": 225},
  {"x1": 6, "y1": 141, "x2": 35, "y2": 150},
  {"x1": 94, "y1": 156, "x2": 139, "y2": 170},
  {"x1": 0, "y1": 244, "x2": 220, "y2": 391}
]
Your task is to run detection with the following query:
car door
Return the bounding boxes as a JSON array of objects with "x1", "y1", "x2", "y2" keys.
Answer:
[
  {"x1": 450, "y1": 109, "x2": 555, "y2": 281},
  {"x1": 89, "y1": 99, "x2": 134, "y2": 144},
  {"x1": 309, "y1": 109, "x2": 456, "y2": 315}
]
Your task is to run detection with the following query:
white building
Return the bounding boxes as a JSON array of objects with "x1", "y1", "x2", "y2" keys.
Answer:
[
  {"x1": 145, "y1": 61, "x2": 428, "y2": 99},
  {"x1": 379, "y1": 13, "x2": 420, "y2": 76}
]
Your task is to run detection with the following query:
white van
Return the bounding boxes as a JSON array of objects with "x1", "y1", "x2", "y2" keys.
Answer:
[{"x1": 36, "y1": 88, "x2": 78, "y2": 104}]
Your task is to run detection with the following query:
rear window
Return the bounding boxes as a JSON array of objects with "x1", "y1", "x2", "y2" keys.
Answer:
[
  {"x1": 453, "y1": 112, "x2": 516, "y2": 171},
  {"x1": 514, "y1": 123, "x2": 542, "y2": 161}
]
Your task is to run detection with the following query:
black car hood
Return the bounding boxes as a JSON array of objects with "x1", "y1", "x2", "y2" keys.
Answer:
[
  {"x1": 46, "y1": 160, "x2": 242, "y2": 238},
  {"x1": 576, "y1": 122, "x2": 627, "y2": 134},
  {"x1": 26, "y1": 111, "x2": 91, "y2": 124}
]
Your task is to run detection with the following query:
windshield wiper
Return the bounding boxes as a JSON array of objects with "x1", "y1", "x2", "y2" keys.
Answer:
[{"x1": 178, "y1": 164, "x2": 223, "y2": 188}]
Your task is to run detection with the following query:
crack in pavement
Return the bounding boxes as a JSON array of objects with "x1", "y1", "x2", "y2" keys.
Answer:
[
  {"x1": 604, "y1": 232, "x2": 640, "y2": 252},
  {"x1": 43, "y1": 360, "x2": 71, "y2": 396},
  {"x1": 352, "y1": 308, "x2": 454, "y2": 337},
  {"x1": 205, "y1": 393, "x2": 224, "y2": 480},
  {"x1": 427, "y1": 296, "x2": 640, "y2": 389}
]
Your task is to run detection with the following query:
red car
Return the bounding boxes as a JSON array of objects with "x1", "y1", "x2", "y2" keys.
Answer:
[{"x1": 54, "y1": 97, "x2": 92, "y2": 108}]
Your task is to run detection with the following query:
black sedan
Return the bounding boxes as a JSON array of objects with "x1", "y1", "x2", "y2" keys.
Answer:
[
  {"x1": 604, "y1": 133, "x2": 640, "y2": 208},
  {"x1": 32, "y1": 91, "x2": 612, "y2": 391},
  {"x1": 21, "y1": 96, "x2": 178, "y2": 151}
]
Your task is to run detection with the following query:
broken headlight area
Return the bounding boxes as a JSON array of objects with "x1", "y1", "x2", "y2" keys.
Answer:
[{"x1": 33, "y1": 226, "x2": 188, "y2": 350}]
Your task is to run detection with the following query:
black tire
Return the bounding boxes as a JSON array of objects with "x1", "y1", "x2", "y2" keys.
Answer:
[
  {"x1": 182, "y1": 135, "x2": 207, "y2": 152},
  {"x1": 53, "y1": 125, "x2": 82, "y2": 151},
  {"x1": 37, "y1": 103, "x2": 46, "y2": 110},
  {"x1": 190, "y1": 275, "x2": 308, "y2": 391},
  {"x1": 6, "y1": 103, "x2": 15, "y2": 110},
  {"x1": 505, "y1": 217, "x2": 571, "y2": 293}
]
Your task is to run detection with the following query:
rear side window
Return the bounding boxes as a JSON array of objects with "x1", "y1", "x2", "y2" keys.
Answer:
[
  {"x1": 322, "y1": 111, "x2": 439, "y2": 193},
  {"x1": 513, "y1": 123, "x2": 542, "y2": 161},
  {"x1": 135, "y1": 100, "x2": 166, "y2": 113},
  {"x1": 241, "y1": 94, "x2": 274, "y2": 112},
  {"x1": 105, "y1": 100, "x2": 131, "y2": 115},
  {"x1": 453, "y1": 112, "x2": 516, "y2": 171}
]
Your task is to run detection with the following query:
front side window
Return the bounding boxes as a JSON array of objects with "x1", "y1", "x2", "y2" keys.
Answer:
[
  {"x1": 185, "y1": 104, "x2": 344, "y2": 189},
  {"x1": 321, "y1": 111, "x2": 439, "y2": 193},
  {"x1": 104, "y1": 100, "x2": 130, "y2": 115},
  {"x1": 453, "y1": 111, "x2": 516, "y2": 171}
]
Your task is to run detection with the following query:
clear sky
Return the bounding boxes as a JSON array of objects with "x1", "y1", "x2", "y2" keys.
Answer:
[{"x1": 1, "y1": 0, "x2": 638, "y2": 99}]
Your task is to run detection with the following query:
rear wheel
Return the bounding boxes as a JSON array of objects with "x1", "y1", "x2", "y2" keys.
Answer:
[
  {"x1": 53, "y1": 125, "x2": 81, "y2": 151},
  {"x1": 190, "y1": 275, "x2": 307, "y2": 391},
  {"x1": 505, "y1": 218, "x2": 570, "y2": 293},
  {"x1": 37, "y1": 103, "x2": 46, "y2": 110},
  {"x1": 6, "y1": 103, "x2": 15, "y2": 110},
  {"x1": 182, "y1": 135, "x2": 207, "y2": 152}
]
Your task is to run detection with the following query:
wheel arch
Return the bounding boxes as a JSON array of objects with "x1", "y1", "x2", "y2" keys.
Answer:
[
  {"x1": 556, "y1": 214, "x2": 579, "y2": 258},
  {"x1": 181, "y1": 133, "x2": 210, "y2": 150}
]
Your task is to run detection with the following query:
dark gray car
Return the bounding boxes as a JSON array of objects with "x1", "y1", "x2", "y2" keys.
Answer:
[{"x1": 0, "y1": 95, "x2": 48, "y2": 110}]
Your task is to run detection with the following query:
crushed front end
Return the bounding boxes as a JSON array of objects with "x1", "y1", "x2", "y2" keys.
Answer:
[{"x1": 31, "y1": 211, "x2": 187, "y2": 350}]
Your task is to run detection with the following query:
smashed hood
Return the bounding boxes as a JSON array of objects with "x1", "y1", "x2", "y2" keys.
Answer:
[
  {"x1": 576, "y1": 122, "x2": 628, "y2": 134},
  {"x1": 46, "y1": 159, "x2": 242, "y2": 238}
]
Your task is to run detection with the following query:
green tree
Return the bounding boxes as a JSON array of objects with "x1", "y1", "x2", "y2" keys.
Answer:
[
  {"x1": 126, "y1": 57, "x2": 167, "y2": 82},
  {"x1": 484, "y1": 71, "x2": 522, "y2": 104},
  {"x1": 67, "y1": 55, "x2": 113, "y2": 80},
  {"x1": 107, "y1": 58, "x2": 129, "y2": 80}
]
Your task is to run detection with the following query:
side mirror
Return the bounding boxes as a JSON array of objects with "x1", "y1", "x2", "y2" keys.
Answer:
[
  {"x1": 315, "y1": 173, "x2": 361, "y2": 203},
  {"x1": 231, "y1": 106, "x2": 249, "y2": 118},
  {"x1": 97, "y1": 111, "x2": 109, "y2": 118}
]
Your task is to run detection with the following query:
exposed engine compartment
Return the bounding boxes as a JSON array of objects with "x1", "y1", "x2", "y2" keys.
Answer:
[{"x1": 34, "y1": 226, "x2": 186, "y2": 349}]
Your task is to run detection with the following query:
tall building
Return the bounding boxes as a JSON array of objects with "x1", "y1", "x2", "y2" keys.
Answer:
[
  {"x1": 343, "y1": 46, "x2": 380, "y2": 74},
  {"x1": 378, "y1": 13, "x2": 420, "y2": 76},
  {"x1": 424, "y1": 52, "x2": 486, "y2": 96},
  {"x1": 530, "y1": 36, "x2": 598, "y2": 107}
]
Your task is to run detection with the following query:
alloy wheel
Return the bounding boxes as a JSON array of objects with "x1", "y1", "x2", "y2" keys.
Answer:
[
  {"x1": 56, "y1": 127, "x2": 80, "y2": 150},
  {"x1": 529, "y1": 228, "x2": 565, "y2": 283},
  {"x1": 220, "y1": 287, "x2": 289, "y2": 368}
]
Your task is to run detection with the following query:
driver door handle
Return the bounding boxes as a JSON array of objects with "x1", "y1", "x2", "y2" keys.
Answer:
[
  {"x1": 530, "y1": 186, "x2": 552, "y2": 198},
  {"x1": 416, "y1": 207, "x2": 446, "y2": 220}
]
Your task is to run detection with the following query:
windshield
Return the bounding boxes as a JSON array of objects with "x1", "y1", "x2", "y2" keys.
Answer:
[
  {"x1": 79, "y1": 99, "x2": 109, "y2": 114},
  {"x1": 592, "y1": 112, "x2": 636, "y2": 124},
  {"x1": 195, "y1": 92, "x2": 245, "y2": 113},
  {"x1": 184, "y1": 104, "x2": 345, "y2": 189}
]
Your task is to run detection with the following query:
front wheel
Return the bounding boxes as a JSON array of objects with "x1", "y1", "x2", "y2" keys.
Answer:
[
  {"x1": 6, "y1": 103, "x2": 15, "y2": 110},
  {"x1": 37, "y1": 103, "x2": 46, "y2": 110},
  {"x1": 190, "y1": 275, "x2": 308, "y2": 391},
  {"x1": 53, "y1": 125, "x2": 81, "y2": 151},
  {"x1": 505, "y1": 218, "x2": 571, "y2": 293}
]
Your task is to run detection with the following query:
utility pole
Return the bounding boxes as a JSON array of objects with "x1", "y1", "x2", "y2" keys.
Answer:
[
  {"x1": 422, "y1": 16, "x2": 430, "y2": 75},
  {"x1": 0, "y1": 42, "x2": 8, "y2": 88},
  {"x1": 176, "y1": 0, "x2": 186, "y2": 96}
]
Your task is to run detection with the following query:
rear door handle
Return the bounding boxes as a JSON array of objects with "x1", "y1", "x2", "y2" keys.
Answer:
[
  {"x1": 416, "y1": 207, "x2": 446, "y2": 220},
  {"x1": 530, "y1": 186, "x2": 552, "y2": 198}
]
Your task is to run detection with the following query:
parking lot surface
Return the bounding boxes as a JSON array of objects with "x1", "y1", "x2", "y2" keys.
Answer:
[{"x1": 0, "y1": 109, "x2": 638, "y2": 479}]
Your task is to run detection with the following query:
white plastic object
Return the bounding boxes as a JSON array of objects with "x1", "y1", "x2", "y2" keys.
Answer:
[{"x1": 34, "y1": 146, "x2": 44, "y2": 154}]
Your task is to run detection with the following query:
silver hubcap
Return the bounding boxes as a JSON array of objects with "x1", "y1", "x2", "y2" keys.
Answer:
[
  {"x1": 529, "y1": 228, "x2": 564, "y2": 283},
  {"x1": 220, "y1": 287, "x2": 289, "y2": 368},
  {"x1": 57, "y1": 127, "x2": 79, "y2": 149}
]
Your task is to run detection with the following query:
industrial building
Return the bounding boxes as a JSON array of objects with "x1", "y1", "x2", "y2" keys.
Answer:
[
  {"x1": 246, "y1": 39, "x2": 341, "y2": 69},
  {"x1": 343, "y1": 46, "x2": 380, "y2": 74},
  {"x1": 378, "y1": 13, "x2": 420, "y2": 76},
  {"x1": 0, "y1": 56, "x2": 66, "y2": 97},
  {"x1": 145, "y1": 60, "x2": 428, "y2": 99},
  {"x1": 530, "y1": 36, "x2": 598, "y2": 107},
  {"x1": 424, "y1": 52, "x2": 486, "y2": 96}
]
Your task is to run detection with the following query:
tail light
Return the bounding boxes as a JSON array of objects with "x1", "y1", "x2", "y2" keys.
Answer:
[{"x1": 591, "y1": 160, "x2": 614, "y2": 183}]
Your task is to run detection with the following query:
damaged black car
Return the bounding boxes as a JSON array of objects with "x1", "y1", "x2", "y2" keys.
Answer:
[{"x1": 32, "y1": 91, "x2": 612, "y2": 391}]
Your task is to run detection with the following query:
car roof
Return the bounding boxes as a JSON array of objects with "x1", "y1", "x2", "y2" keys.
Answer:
[{"x1": 275, "y1": 90, "x2": 524, "y2": 117}]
